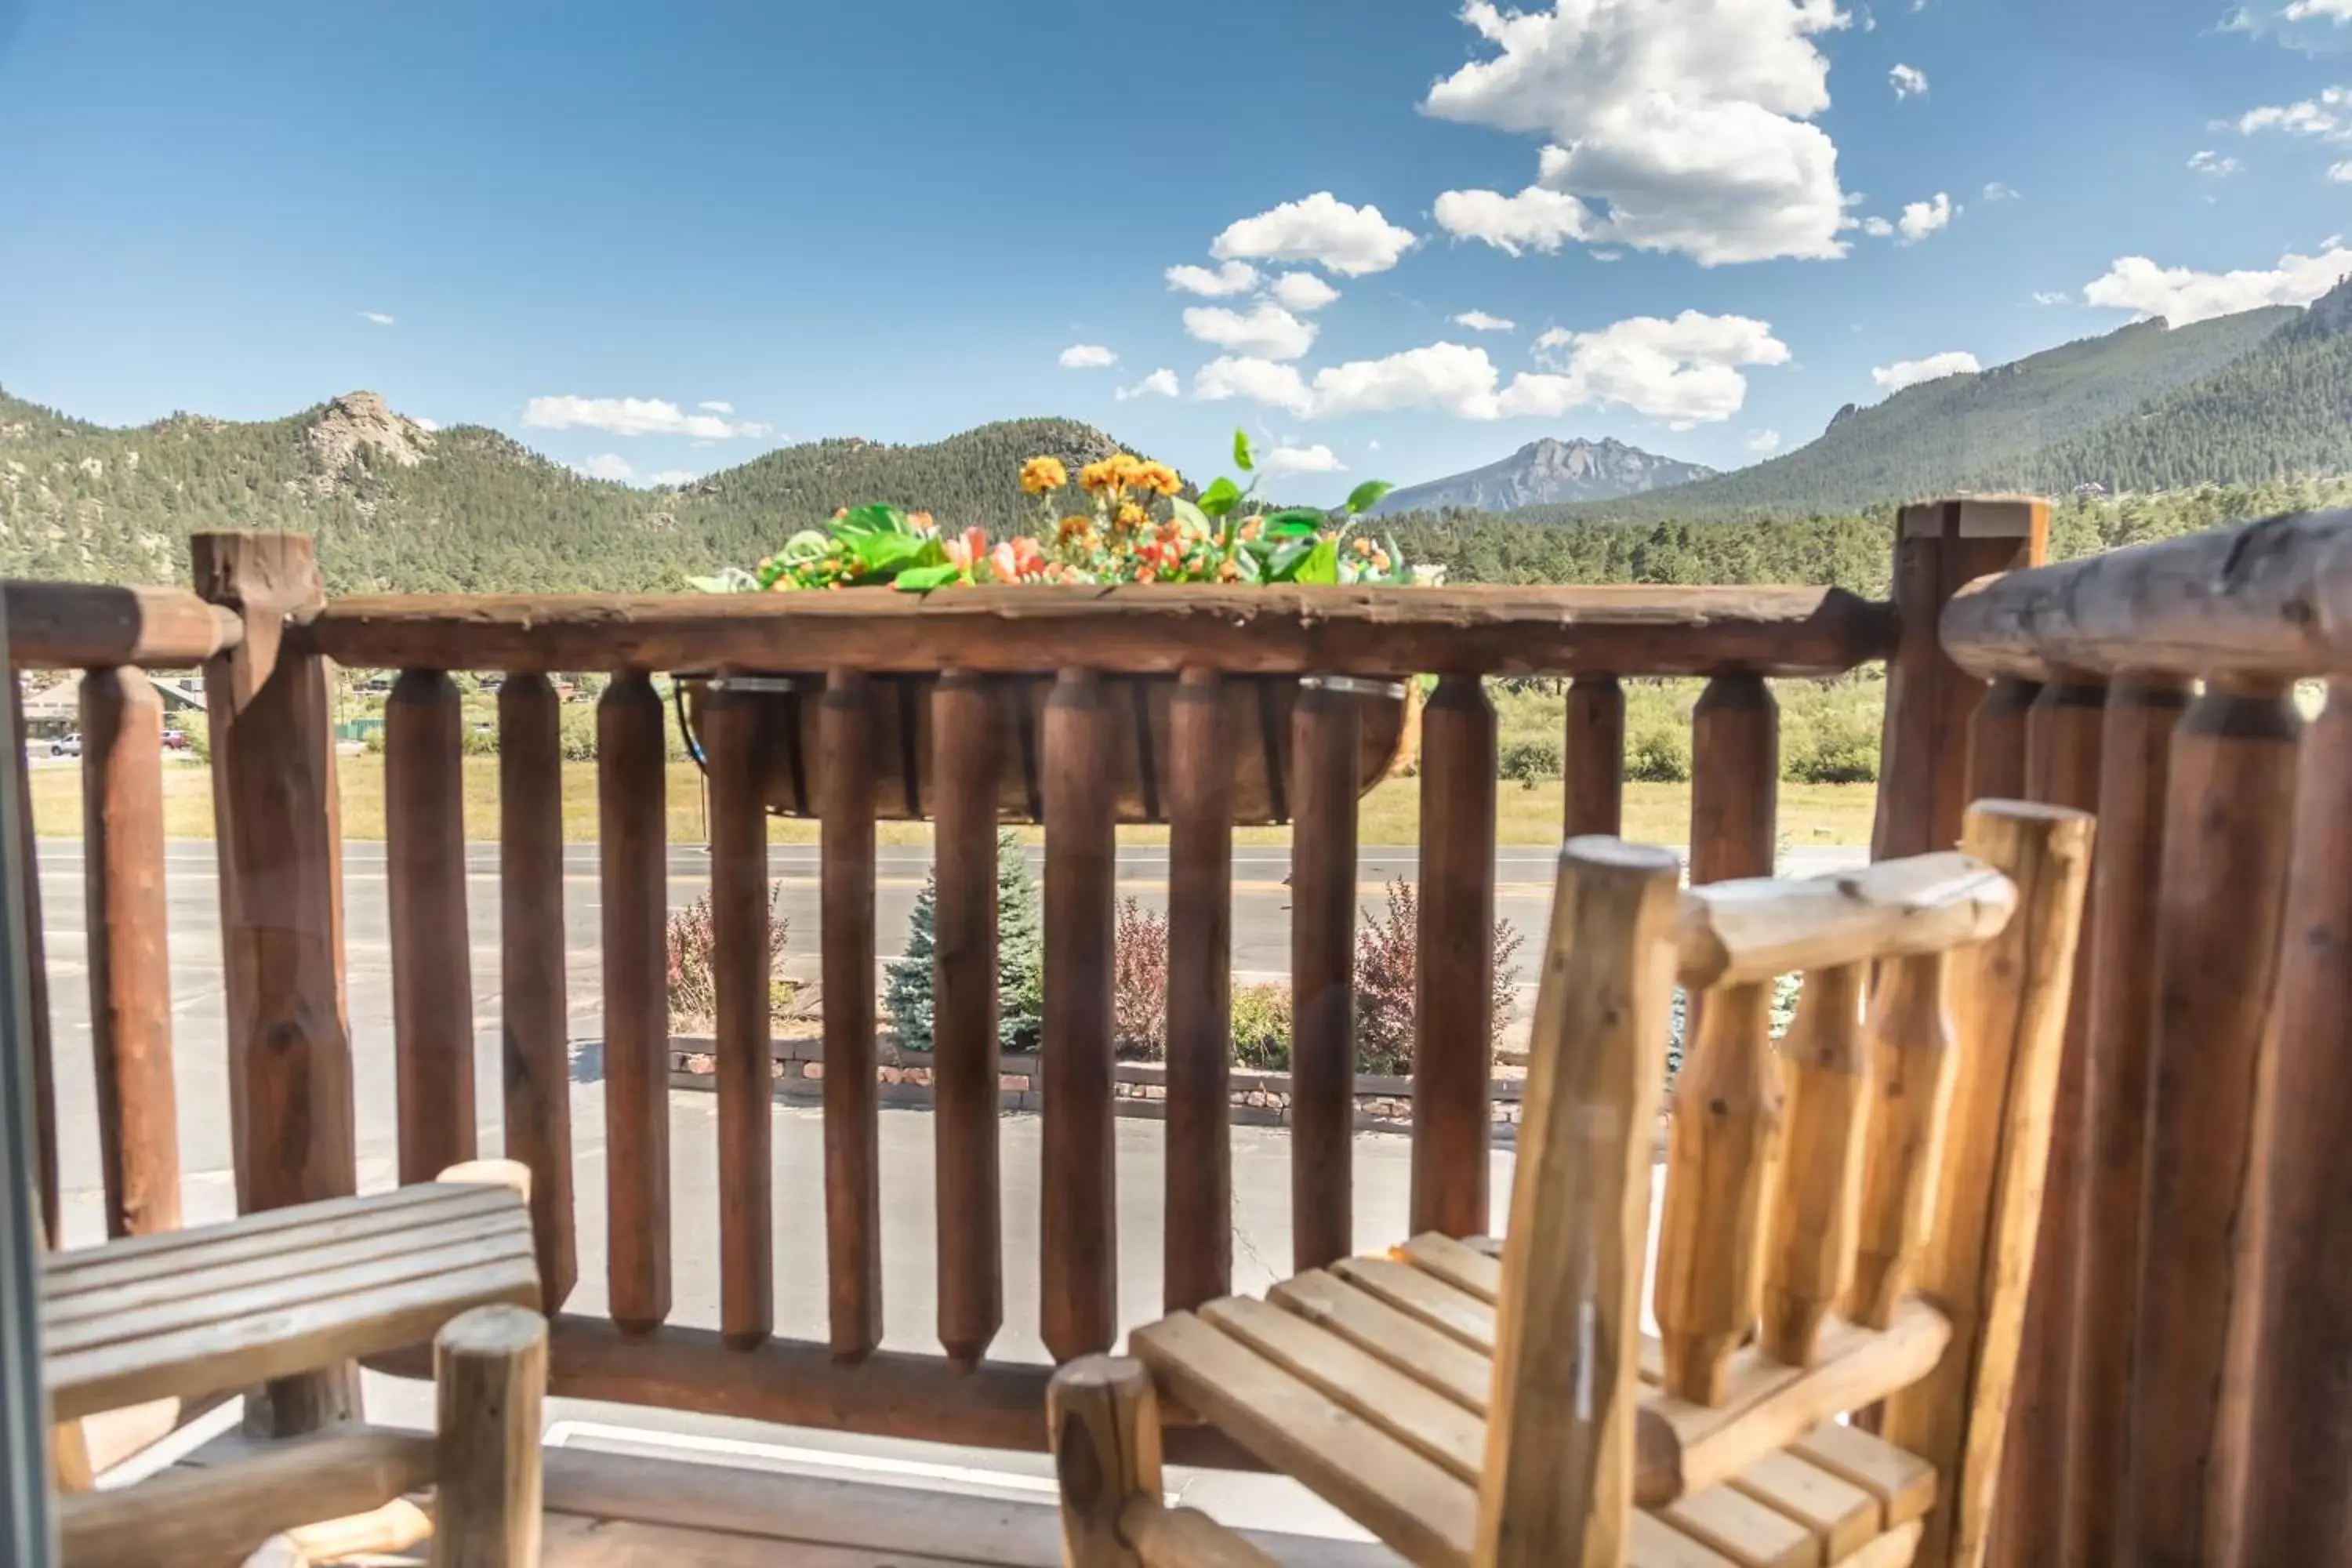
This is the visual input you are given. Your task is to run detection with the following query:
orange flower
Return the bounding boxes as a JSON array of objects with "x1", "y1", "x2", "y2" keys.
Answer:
[
  {"x1": 909, "y1": 510, "x2": 937, "y2": 535},
  {"x1": 1131, "y1": 459, "x2": 1181, "y2": 496},
  {"x1": 1058, "y1": 514, "x2": 1096, "y2": 546},
  {"x1": 1020, "y1": 456, "x2": 1068, "y2": 494},
  {"x1": 1115, "y1": 501, "x2": 1148, "y2": 531},
  {"x1": 943, "y1": 526, "x2": 989, "y2": 572}
]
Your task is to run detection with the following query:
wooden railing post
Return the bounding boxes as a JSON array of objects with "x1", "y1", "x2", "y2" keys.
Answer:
[
  {"x1": 1562, "y1": 674, "x2": 1625, "y2": 839},
  {"x1": 1876, "y1": 498, "x2": 2047, "y2": 862},
  {"x1": 193, "y1": 532, "x2": 358, "y2": 1435},
  {"x1": 1163, "y1": 667, "x2": 1232, "y2": 1314},
  {"x1": 705, "y1": 680, "x2": 772, "y2": 1351},
  {"x1": 496, "y1": 673, "x2": 575, "y2": 1315},
  {"x1": 933, "y1": 670, "x2": 1005, "y2": 1361},
  {"x1": 822, "y1": 670, "x2": 882, "y2": 1362},
  {"x1": 7, "y1": 667, "x2": 57, "y2": 1248},
  {"x1": 384, "y1": 670, "x2": 475, "y2": 1184},
  {"x1": 597, "y1": 670, "x2": 670, "y2": 1337},
  {"x1": 1413, "y1": 674, "x2": 1498, "y2": 1240},
  {"x1": 1292, "y1": 679, "x2": 1360, "y2": 1269}
]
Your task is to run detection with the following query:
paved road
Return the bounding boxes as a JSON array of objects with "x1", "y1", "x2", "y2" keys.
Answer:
[{"x1": 38, "y1": 835, "x2": 1860, "y2": 1533}]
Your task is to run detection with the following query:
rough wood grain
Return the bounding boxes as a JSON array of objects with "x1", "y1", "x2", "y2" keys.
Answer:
[
  {"x1": 1849, "y1": 953, "x2": 1960, "y2": 1330},
  {"x1": 1728, "y1": 1451, "x2": 1878, "y2": 1561},
  {"x1": 79, "y1": 666, "x2": 180, "y2": 1239},
  {"x1": 932, "y1": 670, "x2": 1004, "y2": 1365},
  {"x1": 1042, "y1": 668, "x2": 1117, "y2": 1362},
  {"x1": 433, "y1": 1305, "x2": 547, "y2": 1568},
  {"x1": 1291, "y1": 681, "x2": 1359, "y2": 1271},
  {"x1": 1411, "y1": 675, "x2": 1498, "y2": 1243},
  {"x1": 2123, "y1": 679, "x2": 2300, "y2": 1568},
  {"x1": 1564, "y1": 673, "x2": 1627, "y2": 838},
  {"x1": 9, "y1": 665, "x2": 58, "y2": 1244},
  {"x1": 1877, "y1": 802, "x2": 2095, "y2": 1568},
  {"x1": 822, "y1": 669, "x2": 883, "y2": 1361},
  {"x1": 1789, "y1": 1424, "x2": 1937, "y2": 1528},
  {"x1": 497, "y1": 673, "x2": 575, "y2": 1315},
  {"x1": 1120, "y1": 1501, "x2": 1284, "y2": 1568},
  {"x1": 1964, "y1": 679, "x2": 2039, "y2": 804},
  {"x1": 1690, "y1": 675, "x2": 1779, "y2": 888},
  {"x1": 386, "y1": 669, "x2": 477, "y2": 1184},
  {"x1": 597, "y1": 670, "x2": 670, "y2": 1336},
  {"x1": 1763, "y1": 966, "x2": 1867, "y2": 1365},
  {"x1": 1657, "y1": 1483, "x2": 1818, "y2": 1568},
  {"x1": 1675, "y1": 855, "x2": 2013, "y2": 992},
  {"x1": 1163, "y1": 666, "x2": 1233, "y2": 1315},
  {"x1": 5, "y1": 579, "x2": 245, "y2": 670},
  {"x1": 1479, "y1": 837, "x2": 1682, "y2": 1566},
  {"x1": 297, "y1": 583, "x2": 1900, "y2": 679},
  {"x1": 703, "y1": 681, "x2": 773, "y2": 1350},
  {"x1": 1268, "y1": 1269, "x2": 1494, "y2": 1414}
]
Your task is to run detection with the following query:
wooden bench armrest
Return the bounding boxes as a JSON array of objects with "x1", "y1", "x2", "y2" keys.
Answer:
[{"x1": 1677, "y1": 851, "x2": 2015, "y2": 988}]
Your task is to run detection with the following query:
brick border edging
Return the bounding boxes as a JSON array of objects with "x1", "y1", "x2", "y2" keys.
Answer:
[{"x1": 652, "y1": 1033, "x2": 1530, "y2": 1142}]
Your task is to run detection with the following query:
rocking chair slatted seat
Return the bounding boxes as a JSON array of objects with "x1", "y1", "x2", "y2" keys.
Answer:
[{"x1": 1051, "y1": 801, "x2": 2093, "y2": 1568}]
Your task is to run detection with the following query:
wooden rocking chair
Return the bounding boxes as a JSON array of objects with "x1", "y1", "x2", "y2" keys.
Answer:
[{"x1": 1047, "y1": 800, "x2": 2092, "y2": 1568}]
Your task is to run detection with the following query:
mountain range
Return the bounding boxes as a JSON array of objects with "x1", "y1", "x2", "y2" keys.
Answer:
[{"x1": 1368, "y1": 436, "x2": 1715, "y2": 514}]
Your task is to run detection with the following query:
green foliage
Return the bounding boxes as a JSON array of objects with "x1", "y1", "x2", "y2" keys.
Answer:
[
  {"x1": 883, "y1": 830, "x2": 1043, "y2": 1054},
  {"x1": 1625, "y1": 726, "x2": 1693, "y2": 783},
  {"x1": 1230, "y1": 984, "x2": 1294, "y2": 1071},
  {"x1": 1497, "y1": 737, "x2": 1563, "y2": 786}
]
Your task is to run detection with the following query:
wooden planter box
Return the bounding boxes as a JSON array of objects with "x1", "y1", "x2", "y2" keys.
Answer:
[{"x1": 681, "y1": 671, "x2": 1417, "y2": 826}]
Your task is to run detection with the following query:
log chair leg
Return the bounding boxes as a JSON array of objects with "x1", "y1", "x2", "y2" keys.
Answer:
[
  {"x1": 1049, "y1": 1356, "x2": 1163, "y2": 1566},
  {"x1": 432, "y1": 1305, "x2": 547, "y2": 1568}
]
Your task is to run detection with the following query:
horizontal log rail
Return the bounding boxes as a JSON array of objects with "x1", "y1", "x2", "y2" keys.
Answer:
[
  {"x1": 5, "y1": 581, "x2": 245, "y2": 670},
  {"x1": 291, "y1": 583, "x2": 1896, "y2": 677},
  {"x1": 1941, "y1": 507, "x2": 2352, "y2": 682}
]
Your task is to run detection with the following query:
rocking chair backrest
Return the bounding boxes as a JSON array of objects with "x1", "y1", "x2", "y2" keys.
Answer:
[{"x1": 1479, "y1": 802, "x2": 2093, "y2": 1568}]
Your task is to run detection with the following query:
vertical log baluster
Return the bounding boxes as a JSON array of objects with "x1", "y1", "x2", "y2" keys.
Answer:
[
  {"x1": 1291, "y1": 680, "x2": 1359, "y2": 1271},
  {"x1": 9, "y1": 666, "x2": 57, "y2": 1245},
  {"x1": 1690, "y1": 674, "x2": 1779, "y2": 885},
  {"x1": 1879, "y1": 801, "x2": 2095, "y2": 1568},
  {"x1": 1414, "y1": 674, "x2": 1498, "y2": 1240},
  {"x1": 2068, "y1": 673, "x2": 2187, "y2": 1566},
  {"x1": 1656, "y1": 978, "x2": 1777, "y2": 1403},
  {"x1": 194, "y1": 532, "x2": 357, "y2": 1433},
  {"x1": 385, "y1": 670, "x2": 476, "y2": 1185},
  {"x1": 1967, "y1": 677, "x2": 2041, "y2": 803},
  {"x1": 496, "y1": 673, "x2": 574, "y2": 1315},
  {"x1": 1849, "y1": 953, "x2": 1960, "y2": 1328},
  {"x1": 598, "y1": 670, "x2": 670, "y2": 1335},
  {"x1": 1042, "y1": 668, "x2": 1116, "y2": 1363},
  {"x1": 1761, "y1": 964, "x2": 1866, "y2": 1365},
  {"x1": 934, "y1": 670, "x2": 1003, "y2": 1366},
  {"x1": 81, "y1": 667, "x2": 180, "y2": 1238},
  {"x1": 1163, "y1": 667, "x2": 1232, "y2": 1313},
  {"x1": 1563, "y1": 674, "x2": 1626, "y2": 839},
  {"x1": 822, "y1": 670, "x2": 882, "y2": 1362},
  {"x1": 2123, "y1": 677, "x2": 2299, "y2": 1568},
  {"x1": 2239, "y1": 680, "x2": 2352, "y2": 1563},
  {"x1": 1994, "y1": 674, "x2": 2106, "y2": 1564},
  {"x1": 705, "y1": 681, "x2": 772, "y2": 1350}
]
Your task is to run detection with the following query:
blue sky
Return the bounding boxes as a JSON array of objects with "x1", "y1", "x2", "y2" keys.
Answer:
[{"x1": 5, "y1": 0, "x2": 2352, "y2": 503}]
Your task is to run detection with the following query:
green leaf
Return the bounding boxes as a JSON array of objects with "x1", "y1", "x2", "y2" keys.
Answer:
[
  {"x1": 892, "y1": 563, "x2": 964, "y2": 592},
  {"x1": 1265, "y1": 538, "x2": 1316, "y2": 582},
  {"x1": 1264, "y1": 508, "x2": 1328, "y2": 537},
  {"x1": 1168, "y1": 496, "x2": 1213, "y2": 533},
  {"x1": 1294, "y1": 538, "x2": 1340, "y2": 586},
  {"x1": 851, "y1": 529, "x2": 945, "y2": 576},
  {"x1": 1232, "y1": 429, "x2": 1255, "y2": 472},
  {"x1": 836, "y1": 503, "x2": 907, "y2": 537},
  {"x1": 1198, "y1": 477, "x2": 1244, "y2": 517},
  {"x1": 781, "y1": 529, "x2": 833, "y2": 561},
  {"x1": 1345, "y1": 480, "x2": 1395, "y2": 517}
]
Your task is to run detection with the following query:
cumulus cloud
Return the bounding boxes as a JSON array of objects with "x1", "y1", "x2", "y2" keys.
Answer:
[
  {"x1": 358, "y1": 310, "x2": 395, "y2": 326},
  {"x1": 1452, "y1": 310, "x2": 1517, "y2": 332},
  {"x1": 2084, "y1": 243, "x2": 2352, "y2": 324},
  {"x1": 1058, "y1": 343, "x2": 1118, "y2": 368},
  {"x1": 1897, "y1": 192, "x2": 1956, "y2": 242},
  {"x1": 1193, "y1": 356, "x2": 1313, "y2": 415},
  {"x1": 1747, "y1": 430, "x2": 1784, "y2": 454},
  {"x1": 1181, "y1": 303, "x2": 1318, "y2": 361},
  {"x1": 2233, "y1": 85, "x2": 2352, "y2": 138},
  {"x1": 579, "y1": 453, "x2": 635, "y2": 482},
  {"x1": 697, "y1": 401, "x2": 734, "y2": 414},
  {"x1": 2189, "y1": 149, "x2": 2247, "y2": 176},
  {"x1": 1269, "y1": 272, "x2": 1342, "y2": 311},
  {"x1": 2287, "y1": 0, "x2": 2352, "y2": 16},
  {"x1": 1512, "y1": 311, "x2": 1791, "y2": 425},
  {"x1": 1983, "y1": 181, "x2": 2021, "y2": 201},
  {"x1": 523, "y1": 395, "x2": 766, "y2": 440},
  {"x1": 2333, "y1": 160, "x2": 2352, "y2": 180},
  {"x1": 1312, "y1": 343, "x2": 1508, "y2": 419},
  {"x1": 1860, "y1": 216, "x2": 1896, "y2": 238},
  {"x1": 1116, "y1": 368, "x2": 1181, "y2": 401},
  {"x1": 1258, "y1": 443, "x2": 1347, "y2": 474},
  {"x1": 1210, "y1": 193, "x2": 1416, "y2": 277},
  {"x1": 1890, "y1": 64, "x2": 1929, "y2": 99},
  {"x1": 2031, "y1": 290, "x2": 2074, "y2": 305},
  {"x1": 1423, "y1": 0, "x2": 1853, "y2": 267},
  {"x1": 1872, "y1": 351, "x2": 1983, "y2": 392},
  {"x1": 1166, "y1": 260, "x2": 1261, "y2": 297}
]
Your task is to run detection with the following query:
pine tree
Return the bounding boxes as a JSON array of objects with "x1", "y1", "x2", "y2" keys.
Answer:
[{"x1": 883, "y1": 830, "x2": 1045, "y2": 1054}]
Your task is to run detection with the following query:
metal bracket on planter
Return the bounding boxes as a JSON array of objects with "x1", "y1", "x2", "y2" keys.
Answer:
[{"x1": 1301, "y1": 674, "x2": 1408, "y2": 702}]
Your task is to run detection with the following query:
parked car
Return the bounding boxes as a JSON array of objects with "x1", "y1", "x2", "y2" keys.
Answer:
[
  {"x1": 50, "y1": 733, "x2": 80, "y2": 757},
  {"x1": 162, "y1": 729, "x2": 191, "y2": 752}
]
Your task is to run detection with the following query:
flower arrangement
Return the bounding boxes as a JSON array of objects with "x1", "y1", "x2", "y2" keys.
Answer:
[{"x1": 691, "y1": 430, "x2": 1436, "y2": 593}]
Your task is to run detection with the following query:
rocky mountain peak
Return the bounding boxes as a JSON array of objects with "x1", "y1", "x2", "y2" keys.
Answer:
[{"x1": 304, "y1": 390, "x2": 434, "y2": 480}]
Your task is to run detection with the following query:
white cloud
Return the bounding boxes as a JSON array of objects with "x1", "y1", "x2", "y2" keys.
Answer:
[
  {"x1": 646, "y1": 470, "x2": 699, "y2": 487},
  {"x1": 2189, "y1": 149, "x2": 2247, "y2": 176},
  {"x1": 1860, "y1": 216, "x2": 1896, "y2": 238},
  {"x1": 1452, "y1": 310, "x2": 1517, "y2": 332},
  {"x1": 2333, "y1": 160, "x2": 2352, "y2": 180},
  {"x1": 1181, "y1": 303, "x2": 1318, "y2": 361},
  {"x1": 1890, "y1": 64, "x2": 1929, "y2": 99},
  {"x1": 1058, "y1": 343, "x2": 1118, "y2": 369},
  {"x1": 358, "y1": 311, "x2": 395, "y2": 326},
  {"x1": 1210, "y1": 193, "x2": 1416, "y2": 277},
  {"x1": 1747, "y1": 429, "x2": 1784, "y2": 454},
  {"x1": 1312, "y1": 343, "x2": 1507, "y2": 419},
  {"x1": 1983, "y1": 181, "x2": 2021, "y2": 202},
  {"x1": 697, "y1": 401, "x2": 734, "y2": 414},
  {"x1": 2286, "y1": 0, "x2": 2352, "y2": 20},
  {"x1": 1897, "y1": 192, "x2": 1956, "y2": 242},
  {"x1": 579, "y1": 453, "x2": 635, "y2": 482},
  {"x1": 1269, "y1": 272, "x2": 1342, "y2": 311},
  {"x1": 1422, "y1": 0, "x2": 1853, "y2": 267},
  {"x1": 1116, "y1": 368, "x2": 1181, "y2": 401},
  {"x1": 2233, "y1": 85, "x2": 2352, "y2": 139},
  {"x1": 2031, "y1": 290, "x2": 2074, "y2": 305},
  {"x1": 1165, "y1": 260, "x2": 1261, "y2": 297},
  {"x1": 1872, "y1": 351, "x2": 1983, "y2": 392},
  {"x1": 1432, "y1": 186, "x2": 1592, "y2": 256},
  {"x1": 523, "y1": 395, "x2": 766, "y2": 440},
  {"x1": 1193, "y1": 357, "x2": 1313, "y2": 415},
  {"x1": 1258, "y1": 443, "x2": 1347, "y2": 475},
  {"x1": 410, "y1": 416, "x2": 441, "y2": 432},
  {"x1": 1511, "y1": 311, "x2": 1791, "y2": 425},
  {"x1": 2084, "y1": 243, "x2": 2352, "y2": 324}
]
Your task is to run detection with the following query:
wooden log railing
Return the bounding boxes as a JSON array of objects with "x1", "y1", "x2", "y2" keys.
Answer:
[
  {"x1": 1937, "y1": 505, "x2": 2352, "y2": 1566},
  {"x1": 7, "y1": 503, "x2": 2034, "y2": 1480}
]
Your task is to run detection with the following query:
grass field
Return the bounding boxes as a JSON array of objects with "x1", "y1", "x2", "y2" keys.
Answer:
[{"x1": 27, "y1": 757, "x2": 1879, "y2": 848}]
